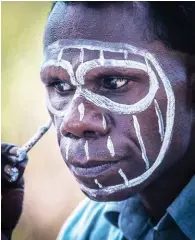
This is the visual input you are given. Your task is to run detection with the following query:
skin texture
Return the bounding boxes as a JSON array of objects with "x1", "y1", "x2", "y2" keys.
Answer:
[{"x1": 43, "y1": 2, "x2": 195, "y2": 221}]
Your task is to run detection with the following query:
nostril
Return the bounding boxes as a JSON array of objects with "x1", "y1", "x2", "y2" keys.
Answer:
[
  {"x1": 65, "y1": 132, "x2": 80, "y2": 140},
  {"x1": 84, "y1": 131, "x2": 98, "y2": 138}
]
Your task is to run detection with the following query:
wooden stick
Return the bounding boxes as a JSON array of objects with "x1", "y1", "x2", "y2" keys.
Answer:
[{"x1": 17, "y1": 120, "x2": 52, "y2": 161}]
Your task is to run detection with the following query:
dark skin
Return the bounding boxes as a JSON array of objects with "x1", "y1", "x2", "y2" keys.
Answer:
[
  {"x1": 2, "y1": 2, "x2": 195, "y2": 237},
  {"x1": 44, "y1": 2, "x2": 195, "y2": 221}
]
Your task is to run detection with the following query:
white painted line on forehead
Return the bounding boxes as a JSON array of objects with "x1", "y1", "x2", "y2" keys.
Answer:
[
  {"x1": 133, "y1": 115, "x2": 150, "y2": 170},
  {"x1": 85, "y1": 141, "x2": 89, "y2": 160},
  {"x1": 102, "y1": 114, "x2": 106, "y2": 130},
  {"x1": 124, "y1": 50, "x2": 128, "y2": 60},
  {"x1": 154, "y1": 99, "x2": 165, "y2": 142},
  {"x1": 46, "y1": 39, "x2": 146, "y2": 57},
  {"x1": 94, "y1": 179, "x2": 103, "y2": 188},
  {"x1": 78, "y1": 103, "x2": 85, "y2": 121},
  {"x1": 107, "y1": 136, "x2": 115, "y2": 157},
  {"x1": 118, "y1": 169, "x2": 129, "y2": 187}
]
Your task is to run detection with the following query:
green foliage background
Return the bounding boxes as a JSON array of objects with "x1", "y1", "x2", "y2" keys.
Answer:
[{"x1": 2, "y1": 2, "x2": 84, "y2": 240}]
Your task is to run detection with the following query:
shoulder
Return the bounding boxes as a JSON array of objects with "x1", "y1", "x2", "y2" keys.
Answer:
[{"x1": 57, "y1": 198, "x2": 122, "y2": 240}]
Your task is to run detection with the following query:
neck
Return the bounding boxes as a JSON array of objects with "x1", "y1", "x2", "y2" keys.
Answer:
[{"x1": 139, "y1": 147, "x2": 195, "y2": 223}]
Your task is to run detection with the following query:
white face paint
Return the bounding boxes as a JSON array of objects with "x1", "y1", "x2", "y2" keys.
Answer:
[
  {"x1": 80, "y1": 48, "x2": 84, "y2": 63},
  {"x1": 41, "y1": 39, "x2": 175, "y2": 197},
  {"x1": 85, "y1": 141, "x2": 89, "y2": 160},
  {"x1": 94, "y1": 179, "x2": 103, "y2": 188},
  {"x1": 99, "y1": 49, "x2": 105, "y2": 66},
  {"x1": 78, "y1": 103, "x2": 85, "y2": 121},
  {"x1": 154, "y1": 99, "x2": 165, "y2": 142},
  {"x1": 133, "y1": 115, "x2": 150, "y2": 170},
  {"x1": 65, "y1": 138, "x2": 71, "y2": 161},
  {"x1": 118, "y1": 169, "x2": 129, "y2": 187},
  {"x1": 102, "y1": 114, "x2": 107, "y2": 130},
  {"x1": 107, "y1": 136, "x2": 115, "y2": 157}
]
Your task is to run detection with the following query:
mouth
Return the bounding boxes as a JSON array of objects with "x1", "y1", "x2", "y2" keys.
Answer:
[{"x1": 69, "y1": 161, "x2": 119, "y2": 177}]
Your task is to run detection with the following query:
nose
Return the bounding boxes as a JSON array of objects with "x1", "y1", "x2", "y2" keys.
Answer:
[{"x1": 60, "y1": 100, "x2": 109, "y2": 139}]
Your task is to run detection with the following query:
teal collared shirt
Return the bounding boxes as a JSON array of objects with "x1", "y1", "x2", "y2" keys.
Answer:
[{"x1": 57, "y1": 176, "x2": 195, "y2": 240}]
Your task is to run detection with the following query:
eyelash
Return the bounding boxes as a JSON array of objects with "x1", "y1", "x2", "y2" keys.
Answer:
[
  {"x1": 45, "y1": 75, "x2": 133, "y2": 95},
  {"x1": 46, "y1": 77, "x2": 74, "y2": 93}
]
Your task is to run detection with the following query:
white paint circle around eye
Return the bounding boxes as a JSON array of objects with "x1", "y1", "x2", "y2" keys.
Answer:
[
  {"x1": 79, "y1": 53, "x2": 175, "y2": 197},
  {"x1": 43, "y1": 40, "x2": 175, "y2": 197},
  {"x1": 76, "y1": 59, "x2": 159, "y2": 115}
]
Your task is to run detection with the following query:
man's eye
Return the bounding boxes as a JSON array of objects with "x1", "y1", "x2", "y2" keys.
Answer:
[
  {"x1": 52, "y1": 81, "x2": 73, "y2": 93},
  {"x1": 102, "y1": 77, "x2": 128, "y2": 89}
]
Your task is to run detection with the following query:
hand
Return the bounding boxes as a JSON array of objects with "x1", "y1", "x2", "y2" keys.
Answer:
[{"x1": 1, "y1": 143, "x2": 28, "y2": 239}]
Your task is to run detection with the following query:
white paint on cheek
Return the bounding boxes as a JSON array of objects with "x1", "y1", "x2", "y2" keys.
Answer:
[
  {"x1": 66, "y1": 138, "x2": 71, "y2": 161},
  {"x1": 85, "y1": 141, "x2": 89, "y2": 160},
  {"x1": 118, "y1": 168, "x2": 129, "y2": 187},
  {"x1": 154, "y1": 99, "x2": 165, "y2": 142},
  {"x1": 80, "y1": 48, "x2": 84, "y2": 63},
  {"x1": 99, "y1": 50, "x2": 104, "y2": 65},
  {"x1": 133, "y1": 115, "x2": 150, "y2": 170},
  {"x1": 94, "y1": 179, "x2": 103, "y2": 188},
  {"x1": 78, "y1": 103, "x2": 85, "y2": 121},
  {"x1": 44, "y1": 40, "x2": 175, "y2": 197},
  {"x1": 102, "y1": 114, "x2": 106, "y2": 130},
  {"x1": 107, "y1": 136, "x2": 115, "y2": 157}
]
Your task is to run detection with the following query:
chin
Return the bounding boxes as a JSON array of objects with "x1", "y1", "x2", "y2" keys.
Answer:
[{"x1": 81, "y1": 184, "x2": 144, "y2": 202}]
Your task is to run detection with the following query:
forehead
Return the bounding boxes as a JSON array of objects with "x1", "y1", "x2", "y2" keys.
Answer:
[{"x1": 44, "y1": 2, "x2": 154, "y2": 51}]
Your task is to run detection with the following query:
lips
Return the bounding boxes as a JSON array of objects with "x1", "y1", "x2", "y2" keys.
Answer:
[{"x1": 69, "y1": 161, "x2": 118, "y2": 177}]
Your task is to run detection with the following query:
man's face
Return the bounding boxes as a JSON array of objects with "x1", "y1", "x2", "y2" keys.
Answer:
[{"x1": 41, "y1": 2, "x2": 194, "y2": 201}]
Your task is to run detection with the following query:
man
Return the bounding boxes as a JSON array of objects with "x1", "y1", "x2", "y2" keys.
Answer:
[{"x1": 2, "y1": 2, "x2": 195, "y2": 239}]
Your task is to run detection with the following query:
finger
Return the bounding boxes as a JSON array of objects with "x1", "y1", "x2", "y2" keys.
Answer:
[
  {"x1": 3, "y1": 165, "x2": 19, "y2": 183},
  {"x1": 1, "y1": 143, "x2": 16, "y2": 154}
]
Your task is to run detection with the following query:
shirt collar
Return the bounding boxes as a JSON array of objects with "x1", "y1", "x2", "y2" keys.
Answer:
[
  {"x1": 105, "y1": 195, "x2": 151, "y2": 239},
  {"x1": 167, "y1": 175, "x2": 195, "y2": 240},
  {"x1": 104, "y1": 175, "x2": 195, "y2": 239}
]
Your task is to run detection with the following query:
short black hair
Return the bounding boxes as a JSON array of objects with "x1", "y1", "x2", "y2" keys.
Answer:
[{"x1": 49, "y1": 1, "x2": 195, "y2": 55}]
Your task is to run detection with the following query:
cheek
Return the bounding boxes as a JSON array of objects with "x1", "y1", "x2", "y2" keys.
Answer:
[
  {"x1": 134, "y1": 103, "x2": 164, "y2": 161},
  {"x1": 48, "y1": 111, "x2": 64, "y2": 145},
  {"x1": 166, "y1": 82, "x2": 192, "y2": 162}
]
